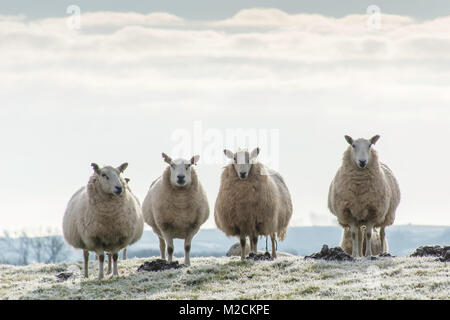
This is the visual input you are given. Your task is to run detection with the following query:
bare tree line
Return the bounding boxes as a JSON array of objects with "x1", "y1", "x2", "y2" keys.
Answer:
[{"x1": 0, "y1": 229, "x2": 69, "y2": 265}]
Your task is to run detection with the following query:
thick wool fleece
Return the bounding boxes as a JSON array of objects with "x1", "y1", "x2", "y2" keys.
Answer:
[
  {"x1": 142, "y1": 167, "x2": 209, "y2": 240},
  {"x1": 214, "y1": 162, "x2": 292, "y2": 240},
  {"x1": 63, "y1": 175, "x2": 143, "y2": 254},
  {"x1": 328, "y1": 147, "x2": 400, "y2": 228}
]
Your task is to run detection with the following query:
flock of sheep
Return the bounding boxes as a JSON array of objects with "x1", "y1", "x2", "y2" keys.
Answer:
[{"x1": 62, "y1": 135, "x2": 400, "y2": 279}]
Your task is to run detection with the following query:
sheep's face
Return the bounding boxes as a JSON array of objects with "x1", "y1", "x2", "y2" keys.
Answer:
[
  {"x1": 162, "y1": 153, "x2": 200, "y2": 188},
  {"x1": 91, "y1": 163, "x2": 128, "y2": 196},
  {"x1": 345, "y1": 135, "x2": 380, "y2": 169},
  {"x1": 224, "y1": 148, "x2": 260, "y2": 180}
]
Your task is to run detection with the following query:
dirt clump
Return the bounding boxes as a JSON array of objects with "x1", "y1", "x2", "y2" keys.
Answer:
[
  {"x1": 410, "y1": 245, "x2": 450, "y2": 262},
  {"x1": 305, "y1": 245, "x2": 354, "y2": 261},
  {"x1": 56, "y1": 272, "x2": 73, "y2": 281},
  {"x1": 137, "y1": 259, "x2": 184, "y2": 272},
  {"x1": 246, "y1": 251, "x2": 274, "y2": 261},
  {"x1": 378, "y1": 252, "x2": 395, "y2": 258}
]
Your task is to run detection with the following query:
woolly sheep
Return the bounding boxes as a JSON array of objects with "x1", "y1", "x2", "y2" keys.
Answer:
[
  {"x1": 142, "y1": 153, "x2": 209, "y2": 266},
  {"x1": 214, "y1": 147, "x2": 293, "y2": 260},
  {"x1": 340, "y1": 227, "x2": 388, "y2": 256},
  {"x1": 226, "y1": 242, "x2": 251, "y2": 257},
  {"x1": 328, "y1": 135, "x2": 400, "y2": 257},
  {"x1": 105, "y1": 177, "x2": 138, "y2": 272},
  {"x1": 63, "y1": 163, "x2": 144, "y2": 279}
]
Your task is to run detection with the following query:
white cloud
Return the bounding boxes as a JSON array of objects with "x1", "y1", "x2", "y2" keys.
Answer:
[{"x1": 212, "y1": 8, "x2": 415, "y2": 31}]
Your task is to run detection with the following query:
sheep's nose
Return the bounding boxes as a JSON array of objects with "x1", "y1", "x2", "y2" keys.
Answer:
[
  {"x1": 114, "y1": 186, "x2": 123, "y2": 194},
  {"x1": 240, "y1": 172, "x2": 247, "y2": 179},
  {"x1": 359, "y1": 160, "x2": 367, "y2": 168},
  {"x1": 177, "y1": 175, "x2": 185, "y2": 182}
]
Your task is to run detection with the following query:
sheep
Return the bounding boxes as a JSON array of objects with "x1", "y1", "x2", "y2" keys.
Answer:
[
  {"x1": 105, "y1": 177, "x2": 139, "y2": 273},
  {"x1": 63, "y1": 163, "x2": 144, "y2": 279},
  {"x1": 328, "y1": 135, "x2": 400, "y2": 257},
  {"x1": 226, "y1": 242, "x2": 251, "y2": 257},
  {"x1": 214, "y1": 147, "x2": 293, "y2": 260},
  {"x1": 142, "y1": 153, "x2": 209, "y2": 266},
  {"x1": 340, "y1": 227, "x2": 388, "y2": 256}
]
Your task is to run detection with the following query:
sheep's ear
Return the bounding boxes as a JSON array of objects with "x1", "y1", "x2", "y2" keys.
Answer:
[
  {"x1": 162, "y1": 153, "x2": 172, "y2": 164},
  {"x1": 224, "y1": 149, "x2": 234, "y2": 159},
  {"x1": 370, "y1": 135, "x2": 380, "y2": 145},
  {"x1": 117, "y1": 162, "x2": 128, "y2": 173},
  {"x1": 91, "y1": 163, "x2": 101, "y2": 175},
  {"x1": 250, "y1": 147, "x2": 260, "y2": 160},
  {"x1": 344, "y1": 135, "x2": 353, "y2": 145},
  {"x1": 190, "y1": 155, "x2": 200, "y2": 165}
]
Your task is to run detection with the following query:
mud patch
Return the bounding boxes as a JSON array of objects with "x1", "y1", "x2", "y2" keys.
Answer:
[
  {"x1": 378, "y1": 252, "x2": 395, "y2": 258},
  {"x1": 305, "y1": 245, "x2": 354, "y2": 261},
  {"x1": 137, "y1": 259, "x2": 184, "y2": 272},
  {"x1": 246, "y1": 252, "x2": 274, "y2": 261},
  {"x1": 369, "y1": 252, "x2": 396, "y2": 260},
  {"x1": 56, "y1": 272, "x2": 73, "y2": 281},
  {"x1": 410, "y1": 245, "x2": 450, "y2": 262}
]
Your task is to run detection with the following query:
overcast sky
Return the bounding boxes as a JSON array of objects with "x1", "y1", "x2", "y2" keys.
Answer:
[{"x1": 1, "y1": 1, "x2": 450, "y2": 235}]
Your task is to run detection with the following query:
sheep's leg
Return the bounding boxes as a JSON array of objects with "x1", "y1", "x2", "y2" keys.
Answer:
[
  {"x1": 98, "y1": 253, "x2": 105, "y2": 280},
  {"x1": 250, "y1": 235, "x2": 258, "y2": 253},
  {"x1": 240, "y1": 235, "x2": 246, "y2": 260},
  {"x1": 166, "y1": 237, "x2": 174, "y2": 263},
  {"x1": 364, "y1": 224, "x2": 374, "y2": 257},
  {"x1": 159, "y1": 237, "x2": 166, "y2": 260},
  {"x1": 122, "y1": 248, "x2": 127, "y2": 260},
  {"x1": 106, "y1": 253, "x2": 112, "y2": 275},
  {"x1": 380, "y1": 227, "x2": 386, "y2": 253},
  {"x1": 184, "y1": 236, "x2": 193, "y2": 266},
  {"x1": 270, "y1": 233, "x2": 277, "y2": 259},
  {"x1": 83, "y1": 249, "x2": 89, "y2": 278},
  {"x1": 359, "y1": 227, "x2": 364, "y2": 257},
  {"x1": 112, "y1": 252, "x2": 119, "y2": 276},
  {"x1": 350, "y1": 225, "x2": 360, "y2": 257}
]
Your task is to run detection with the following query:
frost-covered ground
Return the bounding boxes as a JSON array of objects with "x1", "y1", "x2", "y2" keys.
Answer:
[{"x1": 0, "y1": 256, "x2": 448, "y2": 300}]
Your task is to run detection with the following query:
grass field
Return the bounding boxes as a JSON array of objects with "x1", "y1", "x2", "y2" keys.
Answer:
[{"x1": 0, "y1": 255, "x2": 449, "y2": 300}]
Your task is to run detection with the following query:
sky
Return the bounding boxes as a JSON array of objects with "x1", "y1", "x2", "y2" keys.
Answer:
[{"x1": 1, "y1": 1, "x2": 450, "y2": 235}]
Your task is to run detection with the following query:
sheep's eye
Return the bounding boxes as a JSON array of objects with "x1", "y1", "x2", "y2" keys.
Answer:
[
  {"x1": 101, "y1": 173, "x2": 109, "y2": 180},
  {"x1": 352, "y1": 144, "x2": 355, "y2": 148},
  {"x1": 185, "y1": 165, "x2": 190, "y2": 170}
]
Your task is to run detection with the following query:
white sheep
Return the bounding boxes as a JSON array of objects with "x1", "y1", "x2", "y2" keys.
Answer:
[
  {"x1": 142, "y1": 153, "x2": 209, "y2": 266},
  {"x1": 63, "y1": 163, "x2": 144, "y2": 279},
  {"x1": 214, "y1": 148, "x2": 293, "y2": 260},
  {"x1": 105, "y1": 177, "x2": 138, "y2": 273},
  {"x1": 328, "y1": 135, "x2": 400, "y2": 257}
]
